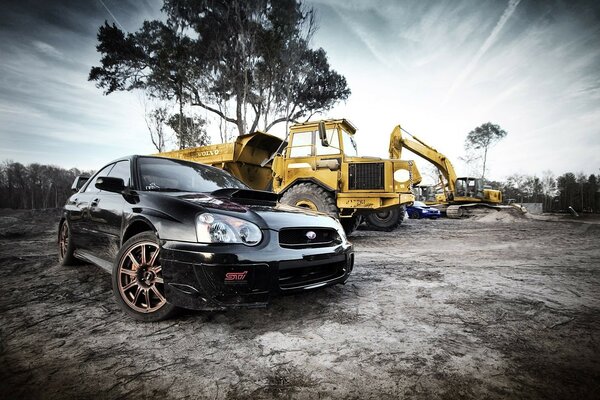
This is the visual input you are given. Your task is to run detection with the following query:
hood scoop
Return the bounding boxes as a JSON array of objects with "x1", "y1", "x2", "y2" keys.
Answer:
[{"x1": 211, "y1": 188, "x2": 278, "y2": 203}]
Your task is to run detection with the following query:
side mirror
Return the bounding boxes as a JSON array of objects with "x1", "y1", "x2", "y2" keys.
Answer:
[
  {"x1": 71, "y1": 175, "x2": 90, "y2": 192},
  {"x1": 318, "y1": 121, "x2": 329, "y2": 147},
  {"x1": 95, "y1": 177, "x2": 125, "y2": 193}
]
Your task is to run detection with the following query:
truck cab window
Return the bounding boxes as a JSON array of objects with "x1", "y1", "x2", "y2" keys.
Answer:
[
  {"x1": 289, "y1": 131, "x2": 313, "y2": 158},
  {"x1": 341, "y1": 130, "x2": 358, "y2": 157},
  {"x1": 316, "y1": 128, "x2": 341, "y2": 156}
]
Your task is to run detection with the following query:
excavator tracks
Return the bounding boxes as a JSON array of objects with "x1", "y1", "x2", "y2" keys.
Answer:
[
  {"x1": 445, "y1": 205, "x2": 464, "y2": 218},
  {"x1": 445, "y1": 203, "x2": 527, "y2": 219}
]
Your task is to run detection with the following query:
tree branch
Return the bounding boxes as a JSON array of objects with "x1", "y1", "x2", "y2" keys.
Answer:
[{"x1": 190, "y1": 91, "x2": 237, "y2": 125}]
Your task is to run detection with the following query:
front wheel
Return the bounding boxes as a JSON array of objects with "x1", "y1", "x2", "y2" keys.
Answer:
[
  {"x1": 409, "y1": 210, "x2": 420, "y2": 219},
  {"x1": 112, "y1": 232, "x2": 177, "y2": 322},
  {"x1": 364, "y1": 206, "x2": 404, "y2": 231},
  {"x1": 340, "y1": 215, "x2": 362, "y2": 235}
]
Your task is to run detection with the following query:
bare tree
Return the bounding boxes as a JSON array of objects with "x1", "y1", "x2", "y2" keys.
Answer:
[{"x1": 144, "y1": 107, "x2": 169, "y2": 152}]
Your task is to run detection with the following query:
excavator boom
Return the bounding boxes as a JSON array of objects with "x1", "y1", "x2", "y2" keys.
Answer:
[{"x1": 389, "y1": 125, "x2": 456, "y2": 201}]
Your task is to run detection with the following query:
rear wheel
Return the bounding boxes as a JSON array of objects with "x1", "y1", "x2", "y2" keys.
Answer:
[
  {"x1": 58, "y1": 220, "x2": 76, "y2": 266},
  {"x1": 364, "y1": 206, "x2": 404, "y2": 231},
  {"x1": 112, "y1": 232, "x2": 177, "y2": 322}
]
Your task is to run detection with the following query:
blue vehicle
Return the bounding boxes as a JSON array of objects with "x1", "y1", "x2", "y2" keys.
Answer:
[{"x1": 406, "y1": 201, "x2": 441, "y2": 219}]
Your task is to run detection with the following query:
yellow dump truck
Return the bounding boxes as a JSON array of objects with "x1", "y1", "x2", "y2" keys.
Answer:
[{"x1": 159, "y1": 119, "x2": 421, "y2": 233}]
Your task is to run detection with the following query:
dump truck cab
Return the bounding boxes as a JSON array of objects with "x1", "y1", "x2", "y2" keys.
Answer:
[{"x1": 272, "y1": 119, "x2": 420, "y2": 231}]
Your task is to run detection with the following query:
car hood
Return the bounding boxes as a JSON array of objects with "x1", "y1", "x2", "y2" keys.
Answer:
[{"x1": 158, "y1": 189, "x2": 341, "y2": 231}]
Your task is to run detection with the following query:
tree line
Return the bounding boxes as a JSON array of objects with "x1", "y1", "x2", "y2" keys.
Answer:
[
  {"x1": 1, "y1": 160, "x2": 597, "y2": 213},
  {"x1": 0, "y1": 162, "x2": 93, "y2": 210},
  {"x1": 488, "y1": 172, "x2": 599, "y2": 213}
]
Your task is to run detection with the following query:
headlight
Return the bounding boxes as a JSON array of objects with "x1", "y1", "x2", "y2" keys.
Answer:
[
  {"x1": 393, "y1": 169, "x2": 411, "y2": 183},
  {"x1": 335, "y1": 220, "x2": 348, "y2": 242},
  {"x1": 196, "y1": 213, "x2": 262, "y2": 245}
]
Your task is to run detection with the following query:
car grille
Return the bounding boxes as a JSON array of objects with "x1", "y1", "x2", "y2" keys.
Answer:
[
  {"x1": 279, "y1": 228, "x2": 340, "y2": 249},
  {"x1": 348, "y1": 162, "x2": 384, "y2": 190},
  {"x1": 278, "y1": 260, "x2": 346, "y2": 289}
]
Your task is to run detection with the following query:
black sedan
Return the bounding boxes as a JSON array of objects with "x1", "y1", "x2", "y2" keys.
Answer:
[{"x1": 58, "y1": 156, "x2": 353, "y2": 321}]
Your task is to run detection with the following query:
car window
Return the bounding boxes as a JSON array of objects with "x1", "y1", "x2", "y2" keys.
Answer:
[
  {"x1": 138, "y1": 157, "x2": 247, "y2": 192},
  {"x1": 83, "y1": 163, "x2": 114, "y2": 193},
  {"x1": 107, "y1": 160, "x2": 131, "y2": 187}
]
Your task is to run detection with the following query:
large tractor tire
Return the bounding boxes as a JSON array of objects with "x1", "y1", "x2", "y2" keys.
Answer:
[
  {"x1": 279, "y1": 182, "x2": 358, "y2": 235},
  {"x1": 364, "y1": 206, "x2": 405, "y2": 231},
  {"x1": 280, "y1": 182, "x2": 337, "y2": 216}
]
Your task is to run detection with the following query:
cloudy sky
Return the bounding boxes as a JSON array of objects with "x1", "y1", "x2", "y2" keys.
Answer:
[{"x1": 1, "y1": 0, "x2": 599, "y2": 181}]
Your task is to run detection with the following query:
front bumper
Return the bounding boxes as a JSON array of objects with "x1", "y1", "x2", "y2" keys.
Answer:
[{"x1": 160, "y1": 230, "x2": 354, "y2": 311}]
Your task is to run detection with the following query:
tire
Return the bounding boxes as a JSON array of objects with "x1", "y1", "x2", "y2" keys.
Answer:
[
  {"x1": 279, "y1": 182, "x2": 338, "y2": 217},
  {"x1": 112, "y1": 232, "x2": 177, "y2": 322},
  {"x1": 58, "y1": 219, "x2": 77, "y2": 266},
  {"x1": 409, "y1": 210, "x2": 420, "y2": 220},
  {"x1": 340, "y1": 215, "x2": 362, "y2": 236},
  {"x1": 364, "y1": 206, "x2": 404, "y2": 231}
]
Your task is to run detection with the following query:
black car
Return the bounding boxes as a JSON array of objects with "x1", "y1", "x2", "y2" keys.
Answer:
[{"x1": 58, "y1": 156, "x2": 353, "y2": 321}]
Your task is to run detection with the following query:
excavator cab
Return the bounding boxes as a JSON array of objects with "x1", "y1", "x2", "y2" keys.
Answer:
[
  {"x1": 454, "y1": 177, "x2": 485, "y2": 200},
  {"x1": 414, "y1": 184, "x2": 439, "y2": 204}
]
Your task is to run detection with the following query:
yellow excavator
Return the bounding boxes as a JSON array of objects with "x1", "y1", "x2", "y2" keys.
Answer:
[{"x1": 389, "y1": 125, "x2": 519, "y2": 218}]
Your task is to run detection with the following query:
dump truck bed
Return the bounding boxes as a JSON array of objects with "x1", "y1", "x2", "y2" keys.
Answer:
[{"x1": 157, "y1": 132, "x2": 285, "y2": 191}]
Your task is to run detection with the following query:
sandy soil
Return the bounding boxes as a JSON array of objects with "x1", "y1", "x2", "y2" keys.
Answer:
[{"x1": 0, "y1": 209, "x2": 599, "y2": 399}]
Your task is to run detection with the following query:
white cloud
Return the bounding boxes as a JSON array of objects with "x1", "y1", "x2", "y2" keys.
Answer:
[{"x1": 32, "y1": 40, "x2": 63, "y2": 58}]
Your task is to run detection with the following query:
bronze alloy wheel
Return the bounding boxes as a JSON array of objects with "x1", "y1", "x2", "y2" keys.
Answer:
[
  {"x1": 117, "y1": 241, "x2": 167, "y2": 314},
  {"x1": 58, "y1": 223, "x2": 69, "y2": 260},
  {"x1": 58, "y1": 220, "x2": 76, "y2": 265}
]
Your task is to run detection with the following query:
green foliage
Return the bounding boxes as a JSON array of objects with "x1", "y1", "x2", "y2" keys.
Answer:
[
  {"x1": 465, "y1": 122, "x2": 507, "y2": 151},
  {"x1": 89, "y1": 0, "x2": 350, "y2": 136},
  {"x1": 464, "y1": 122, "x2": 507, "y2": 179},
  {"x1": 166, "y1": 114, "x2": 210, "y2": 149},
  {"x1": 555, "y1": 172, "x2": 599, "y2": 212}
]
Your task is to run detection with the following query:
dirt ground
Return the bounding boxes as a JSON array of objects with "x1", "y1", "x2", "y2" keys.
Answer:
[{"x1": 0, "y1": 209, "x2": 599, "y2": 400}]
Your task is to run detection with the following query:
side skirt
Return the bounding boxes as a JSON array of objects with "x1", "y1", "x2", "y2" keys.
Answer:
[{"x1": 74, "y1": 250, "x2": 113, "y2": 274}]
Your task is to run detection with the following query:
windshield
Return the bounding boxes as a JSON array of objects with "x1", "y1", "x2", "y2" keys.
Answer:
[
  {"x1": 138, "y1": 157, "x2": 247, "y2": 192},
  {"x1": 341, "y1": 129, "x2": 358, "y2": 157},
  {"x1": 413, "y1": 201, "x2": 426, "y2": 207}
]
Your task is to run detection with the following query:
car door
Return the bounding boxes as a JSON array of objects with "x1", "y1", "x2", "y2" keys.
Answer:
[
  {"x1": 87, "y1": 160, "x2": 132, "y2": 262},
  {"x1": 70, "y1": 163, "x2": 114, "y2": 251}
]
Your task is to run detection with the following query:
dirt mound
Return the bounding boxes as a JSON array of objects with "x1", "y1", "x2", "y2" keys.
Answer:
[{"x1": 475, "y1": 209, "x2": 530, "y2": 223}]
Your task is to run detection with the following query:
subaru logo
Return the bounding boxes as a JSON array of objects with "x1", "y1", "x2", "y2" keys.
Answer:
[{"x1": 305, "y1": 231, "x2": 317, "y2": 240}]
